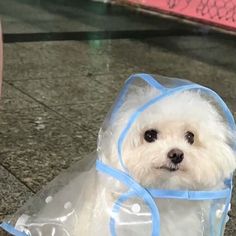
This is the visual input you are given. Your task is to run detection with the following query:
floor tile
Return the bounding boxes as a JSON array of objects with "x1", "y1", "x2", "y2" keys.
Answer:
[
  {"x1": 51, "y1": 102, "x2": 113, "y2": 135},
  {"x1": 10, "y1": 75, "x2": 115, "y2": 106},
  {"x1": 0, "y1": 105, "x2": 97, "y2": 192},
  {"x1": 3, "y1": 41, "x2": 140, "y2": 81},
  {"x1": 0, "y1": 165, "x2": 33, "y2": 217},
  {"x1": 0, "y1": 83, "x2": 39, "y2": 111}
]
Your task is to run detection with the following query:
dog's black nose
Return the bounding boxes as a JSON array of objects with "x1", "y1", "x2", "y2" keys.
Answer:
[{"x1": 167, "y1": 148, "x2": 184, "y2": 164}]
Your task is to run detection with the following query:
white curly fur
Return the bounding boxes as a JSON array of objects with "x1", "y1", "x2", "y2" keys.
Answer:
[{"x1": 97, "y1": 87, "x2": 236, "y2": 236}]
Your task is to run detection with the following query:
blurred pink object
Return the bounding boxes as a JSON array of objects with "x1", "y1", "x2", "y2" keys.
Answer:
[
  {"x1": 126, "y1": 0, "x2": 236, "y2": 31},
  {"x1": 0, "y1": 22, "x2": 2, "y2": 96}
]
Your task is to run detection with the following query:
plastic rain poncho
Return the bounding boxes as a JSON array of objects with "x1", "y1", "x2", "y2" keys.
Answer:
[{"x1": 0, "y1": 73, "x2": 235, "y2": 236}]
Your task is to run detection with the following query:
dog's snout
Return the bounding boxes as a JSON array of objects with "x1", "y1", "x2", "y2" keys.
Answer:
[{"x1": 167, "y1": 148, "x2": 184, "y2": 164}]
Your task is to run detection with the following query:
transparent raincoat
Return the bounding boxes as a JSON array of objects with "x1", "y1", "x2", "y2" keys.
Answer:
[{"x1": 1, "y1": 73, "x2": 235, "y2": 236}]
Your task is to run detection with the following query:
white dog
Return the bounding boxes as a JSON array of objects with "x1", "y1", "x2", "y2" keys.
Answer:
[
  {"x1": 90, "y1": 87, "x2": 236, "y2": 236},
  {"x1": 17, "y1": 86, "x2": 236, "y2": 236}
]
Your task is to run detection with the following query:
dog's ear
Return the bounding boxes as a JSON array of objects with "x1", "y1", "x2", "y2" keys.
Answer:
[
  {"x1": 207, "y1": 114, "x2": 236, "y2": 181},
  {"x1": 216, "y1": 139, "x2": 236, "y2": 180},
  {"x1": 97, "y1": 86, "x2": 159, "y2": 168},
  {"x1": 98, "y1": 116, "x2": 125, "y2": 170}
]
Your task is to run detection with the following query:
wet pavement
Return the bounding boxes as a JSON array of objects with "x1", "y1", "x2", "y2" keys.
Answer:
[{"x1": 0, "y1": 0, "x2": 236, "y2": 235}]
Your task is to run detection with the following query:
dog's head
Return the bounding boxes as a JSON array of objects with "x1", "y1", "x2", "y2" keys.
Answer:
[{"x1": 100, "y1": 88, "x2": 236, "y2": 190}]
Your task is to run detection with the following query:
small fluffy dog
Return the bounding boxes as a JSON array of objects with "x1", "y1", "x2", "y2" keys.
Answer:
[
  {"x1": 92, "y1": 86, "x2": 236, "y2": 236},
  {"x1": 26, "y1": 86, "x2": 235, "y2": 236},
  {"x1": 114, "y1": 87, "x2": 236, "y2": 190}
]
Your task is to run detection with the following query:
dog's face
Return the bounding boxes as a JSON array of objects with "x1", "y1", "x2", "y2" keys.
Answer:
[{"x1": 114, "y1": 90, "x2": 236, "y2": 190}]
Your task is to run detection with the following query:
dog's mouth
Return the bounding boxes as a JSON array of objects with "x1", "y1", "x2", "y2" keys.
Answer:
[{"x1": 158, "y1": 165, "x2": 179, "y2": 172}]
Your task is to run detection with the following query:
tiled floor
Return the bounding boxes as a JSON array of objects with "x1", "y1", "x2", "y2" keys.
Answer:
[{"x1": 0, "y1": 0, "x2": 236, "y2": 235}]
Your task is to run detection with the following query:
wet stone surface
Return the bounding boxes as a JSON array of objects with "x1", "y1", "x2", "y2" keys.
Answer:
[
  {"x1": 0, "y1": 165, "x2": 33, "y2": 217},
  {"x1": 0, "y1": 92, "x2": 97, "y2": 191}
]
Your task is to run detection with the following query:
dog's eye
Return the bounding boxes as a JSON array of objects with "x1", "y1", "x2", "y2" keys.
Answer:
[
  {"x1": 144, "y1": 129, "x2": 158, "y2": 143},
  {"x1": 185, "y1": 131, "x2": 194, "y2": 144}
]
